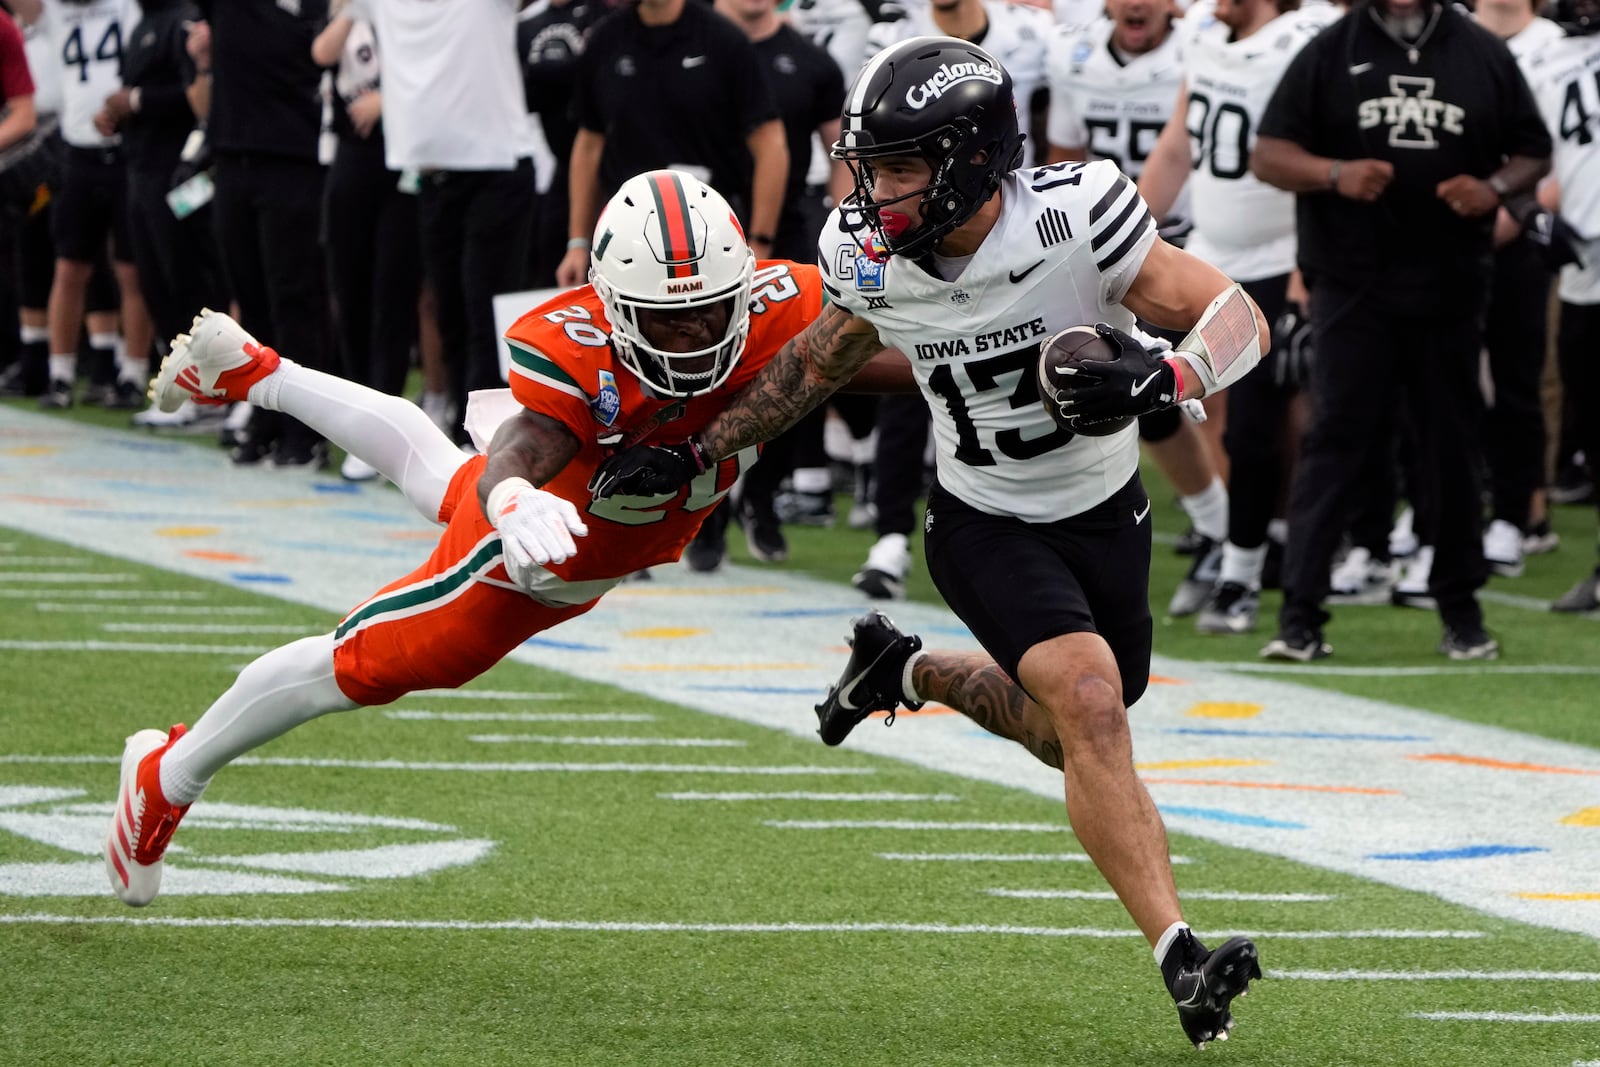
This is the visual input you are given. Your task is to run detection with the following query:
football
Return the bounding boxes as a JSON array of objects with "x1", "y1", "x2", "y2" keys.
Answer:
[{"x1": 1036, "y1": 326, "x2": 1135, "y2": 438}]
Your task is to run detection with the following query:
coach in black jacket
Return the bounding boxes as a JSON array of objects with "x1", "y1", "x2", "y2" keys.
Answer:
[{"x1": 1250, "y1": 0, "x2": 1551, "y2": 662}]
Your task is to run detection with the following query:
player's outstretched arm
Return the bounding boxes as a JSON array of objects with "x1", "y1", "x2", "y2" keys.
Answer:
[
  {"x1": 698, "y1": 302, "x2": 886, "y2": 461},
  {"x1": 478, "y1": 410, "x2": 589, "y2": 568},
  {"x1": 1122, "y1": 239, "x2": 1270, "y2": 399}
]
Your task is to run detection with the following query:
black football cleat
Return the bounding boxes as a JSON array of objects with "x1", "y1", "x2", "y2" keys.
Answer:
[
  {"x1": 814, "y1": 610, "x2": 924, "y2": 746},
  {"x1": 1162, "y1": 929, "x2": 1261, "y2": 1050}
]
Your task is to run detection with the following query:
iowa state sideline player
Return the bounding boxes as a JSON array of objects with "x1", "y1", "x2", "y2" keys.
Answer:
[{"x1": 589, "y1": 36, "x2": 1273, "y2": 1049}]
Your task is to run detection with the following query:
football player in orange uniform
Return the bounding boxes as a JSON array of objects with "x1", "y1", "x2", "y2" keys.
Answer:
[{"x1": 105, "y1": 170, "x2": 823, "y2": 908}]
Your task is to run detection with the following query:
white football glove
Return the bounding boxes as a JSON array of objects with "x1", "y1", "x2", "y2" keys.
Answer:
[{"x1": 486, "y1": 478, "x2": 589, "y2": 568}]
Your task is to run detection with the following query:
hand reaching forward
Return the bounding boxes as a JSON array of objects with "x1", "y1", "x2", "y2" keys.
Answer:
[{"x1": 487, "y1": 478, "x2": 589, "y2": 568}]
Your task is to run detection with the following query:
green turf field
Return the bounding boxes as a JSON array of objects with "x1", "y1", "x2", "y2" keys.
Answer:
[{"x1": 3, "y1": 444, "x2": 1600, "y2": 1067}]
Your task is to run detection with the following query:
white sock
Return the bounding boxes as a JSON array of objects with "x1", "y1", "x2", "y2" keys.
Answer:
[
  {"x1": 1179, "y1": 477, "x2": 1228, "y2": 542},
  {"x1": 160, "y1": 633, "x2": 356, "y2": 805},
  {"x1": 902, "y1": 649, "x2": 925, "y2": 704},
  {"x1": 48, "y1": 354, "x2": 75, "y2": 381},
  {"x1": 1154, "y1": 920, "x2": 1191, "y2": 966},
  {"x1": 791, "y1": 466, "x2": 831, "y2": 494},
  {"x1": 269, "y1": 363, "x2": 468, "y2": 521},
  {"x1": 89, "y1": 330, "x2": 122, "y2": 354},
  {"x1": 1267, "y1": 518, "x2": 1288, "y2": 545},
  {"x1": 1218, "y1": 542, "x2": 1267, "y2": 588},
  {"x1": 20, "y1": 324, "x2": 48, "y2": 344}
]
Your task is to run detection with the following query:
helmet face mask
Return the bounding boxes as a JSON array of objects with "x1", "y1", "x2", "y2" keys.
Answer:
[
  {"x1": 590, "y1": 170, "x2": 757, "y2": 398},
  {"x1": 832, "y1": 36, "x2": 1025, "y2": 261}
]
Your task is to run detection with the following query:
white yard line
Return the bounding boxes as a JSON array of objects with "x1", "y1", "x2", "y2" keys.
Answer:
[
  {"x1": 0, "y1": 753, "x2": 876, "y2": 775},
  {"x1": 0, "y1": 588, "x2": 208, "y2": 599},
  {"x1": 768, "y1": 820, "x2": 1066, "y2": 832},
  {"x1": 661, "y1": 791, "x2": 961, "y2": 802},
  {"x1": 880, "y1": 852, "x2": 1194, "y2": 864},
  {"x1": 989, "y1": 889, "x2": 1334, "y2": 902},
  {"x1": 384, "y1": 711, "x2": 653, "y2": 723},
  {"x1": 1278, "y1": 970, "x2": 1600, "y2": 982},
  {"x1": 466, "y1": 735, "x2": 746, "y2": 748},
  {"x1": 37, "y1": 603, "x2": 272, "y2": 614},
  {"x1": 0, "y1": 640, "x2": 270, "y2": 654},
  {"x1": 0, "y1": 913, "x2": 1486, "y2": 939},
  {"x1": 0, "y1": 572, "x2": 138, "y2": 583},
  {"x1": 99, "y1": 623, "x2": 315, "y2": 634},
  {"x1": 1411, "y1": 1011, "x2": 1600, "y2": 1023}
]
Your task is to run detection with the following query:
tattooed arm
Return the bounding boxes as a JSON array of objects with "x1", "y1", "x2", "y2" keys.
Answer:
[
  {"x1": 478, "y1": 409, "x2": 582, "y2": 513},
  {"x1": 695, "y1": 303, "x2": 887, "y2": 461}
]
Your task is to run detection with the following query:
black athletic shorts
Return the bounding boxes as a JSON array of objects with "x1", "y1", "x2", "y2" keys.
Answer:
[
  {"x1": 923, "y1": 472, "x2": 1154, "y2": 706},
  {"x1": 50, "y1": 146, "x2": 132, "y2": 265}
]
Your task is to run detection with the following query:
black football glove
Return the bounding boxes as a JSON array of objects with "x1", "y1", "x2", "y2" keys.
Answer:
[
  {"x1": 1051, "y1": 323, "x2": 1180, "y2": 422},
  {"x1": 588, "y1": 440, "x2": 708, "y2": 501},
  {"x1": 1505, "y1": 192, "x2": 1585, "y2": 271},
  {"x1": 1270, "y1": 301, "x2": 1315, "y2": 390},
  {"x1": 1523, "y1": 208, "x2": 1585, "y2": 271}
]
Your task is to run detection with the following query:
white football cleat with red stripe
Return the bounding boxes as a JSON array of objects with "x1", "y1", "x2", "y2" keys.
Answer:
[
  {"x1": 149, "y1": 308, "x2": 285, "y2": 413},
  {"x1": 105, "y1": 725, "x2": 192, "y2": 907}
]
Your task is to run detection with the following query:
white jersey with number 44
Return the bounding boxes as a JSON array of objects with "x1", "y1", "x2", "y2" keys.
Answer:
[
  {"x1": 43, "y1": 0, "x2": 136, "y2": 149},
  {"x1": 1513, "y1": 24, "x2": 1600, "y2": 305},
  {"x1": 818, "y1": 160, "x2": 1161, "y2": 522}
]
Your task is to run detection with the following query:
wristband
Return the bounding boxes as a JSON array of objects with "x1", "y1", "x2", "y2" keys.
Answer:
[
  {"x1": 1327, "y1": 160, "x2": 1342, "y2": 192},
  {"x1": 1487, "y1": 174, "x2": 1510, "y2": 199},
  {"x1": 1163, "y1": 357, "x2": 1186, "y2": 403},
  {"x1": 566, "y1": 237, "x2": 591, "y2": 251},
  {"x1": 485, "y1": 476, "x2": 534, "y2": 525}
]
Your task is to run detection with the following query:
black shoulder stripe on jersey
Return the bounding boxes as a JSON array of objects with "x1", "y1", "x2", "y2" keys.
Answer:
[
  {"x1": 1095, "y1": 211, "x2": 1154, "y2": 274},
  {"x1": 1090, "y1": 188, "x2": 1143, "y2": 253},
  {"x1": 1088, "y1": 173, "x2": 1133, "y2": 226},
  {"x1": 822, "y1": 280, "x2": 843, "y2": 300}
]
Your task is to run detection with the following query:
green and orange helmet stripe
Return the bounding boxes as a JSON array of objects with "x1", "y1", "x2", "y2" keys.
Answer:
[{"x1": 648, "y1": 170, "x2": 700, "y2": 280}]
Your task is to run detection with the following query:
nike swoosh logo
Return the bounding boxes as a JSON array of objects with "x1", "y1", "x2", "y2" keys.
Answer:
[
  {"x1": 1134, "y1": 501, "x2": 1151, "y2": 525},
  {"x1": 1349, "y1": 61, "x2": 1372, "y2": 74},
  {"x1": 1131, "y1": 370, "x2": 1161, "y2": 396},
  {"x1": 1009, "y1": 259, "x2": 1045, "y2": 283},
  {"x1": 682, "y1": 55, "x2": 706, "y2": 68}
]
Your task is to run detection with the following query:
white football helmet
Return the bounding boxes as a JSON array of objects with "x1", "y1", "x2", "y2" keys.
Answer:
[{"x1": 590, "y1": 170, "x2": 757, "y2": 397}]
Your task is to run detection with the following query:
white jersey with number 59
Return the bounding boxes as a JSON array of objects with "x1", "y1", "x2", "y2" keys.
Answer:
[
  {"x1": 1046, "y1": 18, "x2": 1184, "y2": 176},
  {"x1": 42, "y1": 0, "x2": 136, "y2": 149},
  {"x1": 818, "y1": 160, "x2": 1160, "y2": 522},
  {"x1": 1515, "y1": 25, "x2": 1600, "y2": 304},
  {"x1": 1179, "y1": 4, "x2": 1335, "y2": 280}
]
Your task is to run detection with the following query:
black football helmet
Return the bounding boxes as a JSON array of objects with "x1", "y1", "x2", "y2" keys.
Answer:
[
  {"x1": 1554, "y1": 0, "x2": 1600, "y2": 34},
  {"x1": 831, "y1": 36, "x2": 1025, "y2": 261}
]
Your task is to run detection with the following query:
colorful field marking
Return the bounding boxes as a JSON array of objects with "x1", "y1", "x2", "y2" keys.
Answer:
[
  {"x1": 231, "y1": 573, "x2": 292, "y2": 584},
  {"x1": 0, "y1": 446, "x2": 60, "y2": 457},
  {"x1": 1142, "y1": 777, "x2": 1398, "y2": 796},
  {"x1": 1147, "y1": 674, "x2": 1186, "y2": 685},
  {"x1": 1370, "y1": 845, "x2": 1547, "y2": 861},
  {"x1": 1168, "y1": 727, "x2": 1430, "y2": 742},
  {"x1": 155, "y1": 525, "x2": 222, "y2": 538},
  {"x1": 183, "y1": 550, "x2": 257, "y2": 563},
  {"x1": 1185, "y1": 702, "x2": 1263, "y2": 719},
  {"x1": 624, "y1": 627, "x2": 707, "y2": 639},
  {"x1": 0, "y1": 494, "x2": 91, "y2": 506},
  {"x1": 1410, "y1": 753, "x2": 1600, "y2": 776},
  {"x1": 1157, "y1": 805, "x2": 1305, "y2": 829},
  {"x1": 1561, "y1": 808, "x2": 1600, "y2": 827},
  {"x1": 1135, "y1": 759, "x2": 1270, "y2": 771},
  {"x1": 1516, "y1": 892, "x2": 1600, "y2": 901}
]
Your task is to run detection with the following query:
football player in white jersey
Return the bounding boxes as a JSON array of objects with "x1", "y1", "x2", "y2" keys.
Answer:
[
  {"x1": 1470, "y1": 0, "x2": 1567, "y2": 580},
  {"x1": 1046, "y1": 0, "x2": 1233, "y2": 621},
  {"x1": 12, "y1": 0, "x2": 152, "y2": 411},
  {"x1": 1517, "y1": 0, "x2": 1600, "y2": 613},
  {"x1": 1136, "y1": 0, "x2": 1334, "y2": 634},
  {"x1": 589, "y1": 36, "x2": 1270, "y2": 1049}
]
